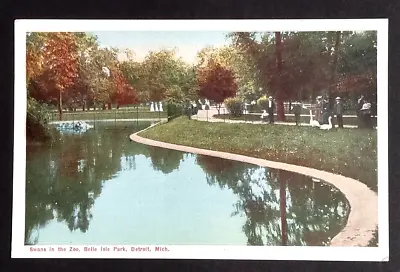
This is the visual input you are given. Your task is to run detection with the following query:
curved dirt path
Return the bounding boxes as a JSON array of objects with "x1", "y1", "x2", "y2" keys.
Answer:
[{"x1": 130, "y1": 124, "x2": 378, "y2": 247}]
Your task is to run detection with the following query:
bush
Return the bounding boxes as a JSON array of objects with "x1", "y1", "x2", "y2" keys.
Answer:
[
  {"x1": 257, "y1": 95, "x2": 269, "y2": 110},
  {"x1": 26, "y1": 96, "x2": 52, "y2": 141},
  {"x1": 166, "y1": 102, "x2": 184, "y2": 122},
  {"x1": 224, "y1": 97, "x2": 244, "y2": 117}
]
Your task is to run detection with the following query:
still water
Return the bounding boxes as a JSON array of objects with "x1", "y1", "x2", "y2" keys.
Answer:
[{"x1": 26, "y1": 122, "x2": 349, "y2": 246}]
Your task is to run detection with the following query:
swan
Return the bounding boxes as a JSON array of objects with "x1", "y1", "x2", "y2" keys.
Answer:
[
  {"x1": 320, "y1": 116, "x2": 333, "y2": 130},
  {"x1": 261, "y1": 110, "x2": 268, "y2": 120},
  {"x1": 309, "y1": 110, "x2": 320, "y2": 127}
]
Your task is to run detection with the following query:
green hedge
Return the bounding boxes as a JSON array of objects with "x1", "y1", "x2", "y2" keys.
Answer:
[
  {"x1": 224, "y1": 97, "x2": 244, "y2": 117},
  {"x1": 27, "y1": 96, "x2": 52, "y2": 141},
  {"x1": 166, "y1": 102, "x2": 184, "y2": 122}
]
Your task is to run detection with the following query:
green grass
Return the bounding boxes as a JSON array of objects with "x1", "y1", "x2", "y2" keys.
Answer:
[
  {"x1": 139, "y1": 117, "x2": 378, "y2": 247},
  {"x1": 213, "y1": 114, "x2": 377, "y2": 127},
  {"x1": 50, "y1": 110, "x2": 167, "y2": 121},
  {"x1": 139, "y1": 116, "x2": 377, "y2": 192}
]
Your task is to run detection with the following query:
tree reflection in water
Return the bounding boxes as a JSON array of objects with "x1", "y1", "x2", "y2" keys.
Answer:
[
  {"x1": 25, "y1": 123, "x2": 151, "y2": 245},
  {"x1": 196, "y1": 155, "x2": 350, "y2": 246},
  {"x1": 25, "y1": 123, "x2": 349, "y2": 246},
  {"x1": 147, "y1": 146, "x2": 185, "y2": 174}
]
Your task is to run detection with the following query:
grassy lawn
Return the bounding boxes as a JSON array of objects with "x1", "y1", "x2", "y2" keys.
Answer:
[
  {"x1": 213, "y1": 114, "x2": 377, "y2": 127},
  {"x1": 139, "y1": 117, "x2": 377, "y2": 192},
  {"x1": 49, "y1": 110, "x2": 167, "y2": 121}
]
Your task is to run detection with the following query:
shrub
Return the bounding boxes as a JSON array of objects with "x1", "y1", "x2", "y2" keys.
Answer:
[
  {"x1": 257, "y1": 95, "x2": 269, "y2": 110},
  {"x1": 224, "y1": 97, "x2": 244, "y2": 117},
  {"x1": 26, "y1": 96, "x2": 52, "y2": 141},
  {"x1": 166, "y1": 102, "x2": 184, "y2": 122}
]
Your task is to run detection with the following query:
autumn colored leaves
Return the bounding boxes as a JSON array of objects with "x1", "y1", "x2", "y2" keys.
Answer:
[
  {"x1": 197, "y1": 61, "x2": 238, "y2": 106},
  {"x1": 26, "y1": 32, "x2": 138, "y2": 120}
]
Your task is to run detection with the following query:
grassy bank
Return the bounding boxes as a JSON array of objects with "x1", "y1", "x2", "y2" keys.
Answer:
[
  {"x1": 212, "y1": 114, "x2": 377, "y2": 127},
  {"x1": 139, "y1": 117, "x2": 377, "y2": 192}
]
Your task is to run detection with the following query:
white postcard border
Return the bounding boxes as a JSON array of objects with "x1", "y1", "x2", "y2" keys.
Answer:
[{"x1": 13, "y1": 19, "x2": 389, "y2": 261}]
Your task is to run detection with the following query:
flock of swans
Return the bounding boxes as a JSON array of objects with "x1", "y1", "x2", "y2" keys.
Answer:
[{"x1": 56, "y1": 121, "x2": 94, "y2": 134}]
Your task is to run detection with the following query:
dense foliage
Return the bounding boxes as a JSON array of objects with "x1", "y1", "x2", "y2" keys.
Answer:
[
  {"x1": 197, "y1": 60, "x2": 238, "y2": 114},
  {"x1": 26, "y1": 96, "x2": 52, "y2": 141},
  {"x1": 228, "y1": 31, "x2": 377, "y2": 119},
  {"x1": 257, "y1": 95, "x2": 269, "y2": 110},
  {"x1": 224, "y1": 97, "x2": 244, "y2": 117},
  {"x1": 26, "y1": 31, "x2": 377, "y2": 139}
]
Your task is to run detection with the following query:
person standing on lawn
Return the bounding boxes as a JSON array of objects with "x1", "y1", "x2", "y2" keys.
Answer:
[
  {"x1": 267, "y1": 96, "x2": 275, "y2": 124},
  {"x1": 292, "y1": 101, "x2": 302, "y2": 125},
  {"x1": 334, "y1": 97, "x2": 344, "y2": 128},
  {"x1": 321, "y1": 96, "x2": 330, "y2": 124},
  {"x1": 360, "y1": 101, "x2": 373, "y2": 129},
  {"x1": 357, "y1": 95, "x2": 365, "y2": 128},
  {"x1": 315, "y1": 96, "x2": 323, "y2": 124}
]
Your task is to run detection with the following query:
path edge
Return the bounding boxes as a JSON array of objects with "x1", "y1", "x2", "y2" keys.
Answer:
[{"x1": 130, "y1": 122, "x2": 378, "y2": 247}]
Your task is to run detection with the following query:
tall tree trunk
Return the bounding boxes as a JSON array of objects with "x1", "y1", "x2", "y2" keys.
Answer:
[
  {"x1": 279, "y1": 171, "x2": 288, "y2": 246},
  {"x1": 329, "y1": 31, "x2": 341, "y2": 108},
  {"x1": 58, "y1": 89, "x2": 63, "y2": 121},
  {"x1": 107, "y1": 102, "x2": 112, "y2": 110},
  {"x1": 275, "y1": 32, "x2": 285, "y2": 121}
]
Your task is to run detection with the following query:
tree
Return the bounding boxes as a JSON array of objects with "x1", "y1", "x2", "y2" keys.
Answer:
[
  {"x1": 110, "y1": 65, "x2": 139, "y2": 108},
  {"x1": 275, "y1": 32, "x2": 285, "y2": 121},
  {"x1": 140, "y1": 49, "x2": 181, "y2": 103},
  {"x1": 334, "y1": 31, "x2": 377, "y2": 109},
  {"x1": 26, "y1": 33, "x2": 52, "y2": 141},
  {"x1": 120, "y1": 60, "x2": 149, "y2": 102},
  {"x1": 328, "y1": 31, "x2": 341, "y2": 105},
  {"x1": 196, "y1": 45, "x2": 260, "y2": 102},
  {"x1": 229, "y1": 32, "x2": 288, "y2": 120},
  {"x1": 40, "y1": 32, "x2": 79, "y2": 120},
  {"x1": 197, "y1": 61, "x2": 238, "y2": 114},
  {"x1": 26, "y1": 32, "x2": 47, "y2": 85},
  {"x1": 71, "y1": 32, "x2": 101, "y2": 111}
]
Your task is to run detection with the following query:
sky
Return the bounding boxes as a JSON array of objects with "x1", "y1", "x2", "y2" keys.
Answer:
[{"x1": 90, "y1": 31, "x2": 231, "y2": 64}]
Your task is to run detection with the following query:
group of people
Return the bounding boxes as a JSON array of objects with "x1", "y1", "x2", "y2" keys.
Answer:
[
  {"x1": 261, "y1": 95, "x2": 375, "y2": 129},
  {"x1": 312, "y1": 95, "x2": 374, "y2": 129},
  {"x1": 313, "y1": 96, "x2": 345, "y2": 128}
]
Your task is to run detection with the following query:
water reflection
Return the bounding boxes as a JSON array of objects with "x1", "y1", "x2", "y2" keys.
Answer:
[
  {"x1": 25, "y1": 122, "x2": 349, "y2": 246},
  {"x1": 196, "y1": 156, "x2": 349, "y2": 246}
]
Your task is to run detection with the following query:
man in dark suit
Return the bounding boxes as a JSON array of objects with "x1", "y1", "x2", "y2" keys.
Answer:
[
  {"x1": 334, "y1": 96, "x2": 344, "y2": 128},
  {"x1": 267, "y1": 96, "x2": 275, "y2": 124},
  {"x1": 292, "y1": 101, "x2": 302, "y2": 125},
  {"x1": 357, "y1": 95, "x2": 365, "y2": 128}
]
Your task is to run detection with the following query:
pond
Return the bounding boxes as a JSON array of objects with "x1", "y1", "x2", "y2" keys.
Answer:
[{"x1": 25, "y1": 121, "x2": 350, "y2": 246}]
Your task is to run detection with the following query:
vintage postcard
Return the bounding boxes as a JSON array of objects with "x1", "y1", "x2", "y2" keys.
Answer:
[{"x1": 13, "y1": 19, "x2": 388, "y2": 261}]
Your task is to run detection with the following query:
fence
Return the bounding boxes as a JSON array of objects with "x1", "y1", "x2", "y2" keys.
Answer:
[
  {"x1": 191, "y1": 106, "x2": 377, "y2": 127},
  {"x1": 48, "y1": 106, "x2": 168, "y2": 130}
]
